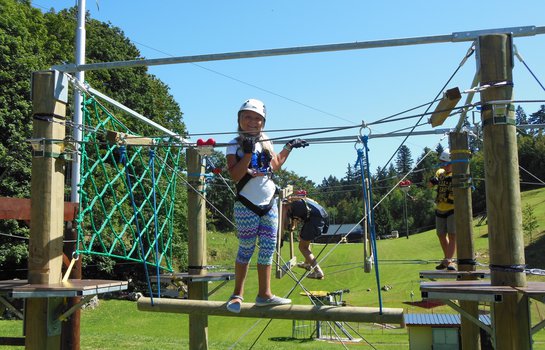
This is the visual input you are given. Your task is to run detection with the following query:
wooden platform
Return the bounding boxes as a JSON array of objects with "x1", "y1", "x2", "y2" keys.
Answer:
[
  {"x1": 155, "y1": 272, "x2": 235, "y2": 283},
  {"x1": 0, "y1": 279, "x2": 128, "y2": 298},
  {"x1": 419, "y1": 270, "x2": 490, "y2": 280},
  {"x1": 421, "y1": 280, "x2": 545, "y2": 303}
]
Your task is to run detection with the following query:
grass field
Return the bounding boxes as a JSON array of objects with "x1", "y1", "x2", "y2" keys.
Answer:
[{"x1": 2, "y1": 188, "x2": 545, "y2": 349}]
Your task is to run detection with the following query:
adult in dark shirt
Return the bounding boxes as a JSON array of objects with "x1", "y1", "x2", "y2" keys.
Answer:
[{"x1": 284, "y1": 195, "x2": 329, "y2": 279}]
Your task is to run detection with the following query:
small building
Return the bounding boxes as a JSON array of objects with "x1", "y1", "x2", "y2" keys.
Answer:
[
  {"x1": 314, "y1": 224, "x2": 363, "y2": 243},
  {"x1": 404, "y1": 313, "x2": 492, "y2": 350}
]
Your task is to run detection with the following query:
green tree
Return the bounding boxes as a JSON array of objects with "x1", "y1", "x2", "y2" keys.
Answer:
[
  {"x1": 516, "y1": 105, "x2": 528, "y2": 127},
  {"x1": 528, "y1": 105, "x2": 545, "y2": 135},
  {"x1": 522, "y1": 203, "x2": 539, "y2": 244},
  {"x1": 395, "y1": 145, "x2": 413, "y2": 175},
  {"x1": 470, "y1": 150, "x2": 486, "y2": 215},
  {"x1": 0, "y1": 1, "x2": 188, "y2": 280},
  {"x1": 0, "y1": 0, "x2": 53, "y2": 277},
  {"x1": 204, "y1": 151, "x2": 235, "y2": 232},
  {"x1": 413, "y1": 147, "x2": 436, "y2": 187}
]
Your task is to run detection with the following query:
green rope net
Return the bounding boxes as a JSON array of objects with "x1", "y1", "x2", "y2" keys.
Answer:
[{"x1": 76, "y1": 95, "x2": 182, "y2": 272}]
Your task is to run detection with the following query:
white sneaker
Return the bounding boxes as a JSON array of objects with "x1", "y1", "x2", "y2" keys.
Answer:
[
  {"x1": 307, "y1": 270, "x2": 324, "y2": 280},
  {"x1": 296, "y1": 262, "x2": 311, "y2": 270},
  {"x1": 255, "y1": 295, "x2": 292, "y2": 306}
]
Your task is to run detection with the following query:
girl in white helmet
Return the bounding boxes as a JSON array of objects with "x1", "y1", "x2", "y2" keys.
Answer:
[
  {"x1": 429, "y1": 148, "x2": 456, "y2": 271},
  {"x1": 225, "y1": 98, "x2": 308, "y2": 313}
]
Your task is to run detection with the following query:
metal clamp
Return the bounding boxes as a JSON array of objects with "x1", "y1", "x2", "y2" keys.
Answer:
[{"x1": 482, "y1": 103, "x2": 516, "y2": 127}]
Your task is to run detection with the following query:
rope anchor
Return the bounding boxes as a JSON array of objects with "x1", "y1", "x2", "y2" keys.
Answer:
[{"x1": 195, "y1": 138, "x2": 216, "y2": 156}]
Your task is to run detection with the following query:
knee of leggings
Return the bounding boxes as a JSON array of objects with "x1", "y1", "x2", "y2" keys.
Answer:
[
  {"x1": 236, "y1": 248, "x2": 254, "y2": 265},
  {"x1": 257, "y1": 248, "x2": 275, "y2": 265}
]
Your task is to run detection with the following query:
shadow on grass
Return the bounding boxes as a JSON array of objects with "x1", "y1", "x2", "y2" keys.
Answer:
[
  {"x1": 269, "y1": 337, "x2": 314, "y2": 343},
  {"x1": 525, "y1": 232, "x2": 545, "y2": 269}
]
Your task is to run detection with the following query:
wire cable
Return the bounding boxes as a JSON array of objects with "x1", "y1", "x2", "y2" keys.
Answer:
[{"x1": 379, "y1": 43, "x2": 475, "y2": 171}]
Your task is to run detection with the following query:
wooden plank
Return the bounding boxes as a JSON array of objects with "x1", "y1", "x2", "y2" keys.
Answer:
[
  {"x1": 0, "y1": 279, "x2": 128, "y2": 297},
  {"x1": 106, "y1": 130, "x2": 154, "y2": 146},
  {"x1": 430, "y1": 87, "x2": 461, "y2": 127},
  {"x1": 421, "y1": 280, "x2": 517, "y2": 294},
  {"x1": 0, "y1": 197, "x2": 78, "y2": 221},
  {"x1": 419, "y1": 270, "x2": 490, "y2": 280},
  {"x1": 154, "y1": 272, "x2": 234, "y2": 283}
]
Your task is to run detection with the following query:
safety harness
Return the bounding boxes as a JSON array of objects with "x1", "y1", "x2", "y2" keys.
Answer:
[
  {"x1": 435, "y1": 171, "x2": 454, "y2": 217},
  {"x1": 235, "y1": 147, "x2": 278, "y2": 217}
]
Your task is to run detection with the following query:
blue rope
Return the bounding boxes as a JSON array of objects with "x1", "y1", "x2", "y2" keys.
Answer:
[
  {"x1": 438, "y1": 159, "x2": 469, "y2": 167},
  {"x1": 119, "y1": 146, "x2": 155, "y2": 305},
  {"x1": 356, "y1": 136, "x2": 383, "y2": 313},
  {"x1": 149, "y1": 148, "x2": 161, "y2": 298}
]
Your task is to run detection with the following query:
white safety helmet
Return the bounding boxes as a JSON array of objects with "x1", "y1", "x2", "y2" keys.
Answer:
[
  {"x1": 439, "y1": 148, "x2": 451, "y2": 162},
  {"x1": 238, "y1": 99, "x2": 266, "y2": 120}
]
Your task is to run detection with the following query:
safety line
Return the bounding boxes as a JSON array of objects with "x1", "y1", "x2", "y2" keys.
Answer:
[
  {"x1": 514, "y1": 45, "x2": 545, "y2": 92},
  {"x1": 119, "y1": 146, "x2": 155, "y2": 305},
  {"x1": 379, "y1": 43, "x2": 475, "y2": 171}
]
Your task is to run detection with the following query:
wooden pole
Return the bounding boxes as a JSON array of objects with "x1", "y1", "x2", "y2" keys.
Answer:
[
  {"x1": 449, "y1": 132, "x2": 481, "y2": 349},
  {"x1": 137, "y1": 298, "x2": 405, "y2": 324},
  {"x1": 186, "y1": 148, "x2": 208, "y2": 350},
  {"x1": 26, "y1": 70, "x2": 67, "y2": 349},
  {"x1": 479, "y1": 34, "x2": 530, "y2": 349}
]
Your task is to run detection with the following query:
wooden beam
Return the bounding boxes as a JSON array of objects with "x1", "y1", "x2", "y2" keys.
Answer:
[
  {"x1": 479, "y1": 33, "x2": 530, "y2": 350},
  {"x1": 105, "y1": 130, "x2": 154, "y2": 146},
  {"x1": 186, "y1": 148, "x2": 208, "y2": 350},
  {"x1": 430, "y1": 87, "x2": 461, "y2": 127},
  {"x1": 27, "y1": 70, "x2": 67, "y2": 350},
  {"x1": 449, "y1": 132, "x2": 481, "y2": 350},
  {"x1": 276, "y1": 186, "x2": 293, "y2": 278},
  {"x1": 0, "y1": 197, "x2": 78, "y2": 221},
  {"x1": 137, "y1": 298, "x2": 405, "y2": 325}
]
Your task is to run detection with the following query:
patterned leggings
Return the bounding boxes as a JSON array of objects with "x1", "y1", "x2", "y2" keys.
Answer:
[{"x1": 233, "y1": 200, "x2": 278, "y2": 265}]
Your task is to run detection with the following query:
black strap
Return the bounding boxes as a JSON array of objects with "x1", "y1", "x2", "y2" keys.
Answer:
[
  {"x1": 235, "y1": 173, "x2": 253, "y2": 194},
  {"x1": 234, "y1": 150, "x2": 276, "y2": 217},
  {"x1": 489, "y1": 264, "x2": 526, "y2": 273},
  {"x1": 435, "y1": 209, "x2": 454, "y2": 218},
  {"x1": 302, "y1": 199, "x2": 312, "y2": 220},
  {"x1": 237, "y1": 194, "x2": 276, "y2": 217}
]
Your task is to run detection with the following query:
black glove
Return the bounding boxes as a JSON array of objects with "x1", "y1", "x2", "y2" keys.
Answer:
[
  {"x1": 241, "y1": 137, "x2": 256, "y2": 154},
  {"x1": 429, "y1": 176, "x2": 439, "y2": 185},
  {"x1": 286, "y1": 138, "x2": 309, "y2": 150}
]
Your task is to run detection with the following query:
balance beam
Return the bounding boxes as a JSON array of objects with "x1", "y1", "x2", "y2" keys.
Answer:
[{"x1": 137, "y1": 298, "x2": 405, "y2": 325}]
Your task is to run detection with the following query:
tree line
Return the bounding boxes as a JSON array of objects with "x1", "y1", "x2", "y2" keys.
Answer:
[{"x1": 2, "y1": 0, "x2": 545, "y2": 284}]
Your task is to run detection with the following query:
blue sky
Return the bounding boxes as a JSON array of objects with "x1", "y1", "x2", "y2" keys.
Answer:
[{"x1": 32, "y1": 1, "x2": 545, "y2": 183}]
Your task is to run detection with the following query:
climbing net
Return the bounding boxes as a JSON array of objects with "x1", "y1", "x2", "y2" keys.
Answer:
[{"x1": 75, "y1": 94, "x2": 183, "y2": 272}]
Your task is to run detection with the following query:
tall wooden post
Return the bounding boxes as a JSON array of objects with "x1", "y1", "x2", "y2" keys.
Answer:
[
  {"x1": 479, "y1": 34, "x2": 530, "y2": 349},
  {"x1": 26, "y1": 70, "x2": 67, "y2": 349},
  {"x1": 450, "y1": 132, "x2": 480, "y2": 349},
  {"x1": 186, "y1": 148, "x2": 208, "y2": 349}
]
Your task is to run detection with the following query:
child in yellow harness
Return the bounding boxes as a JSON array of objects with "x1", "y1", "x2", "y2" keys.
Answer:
[{"x1": 429, "y1": 149, "x2": 456, "y2": 271}]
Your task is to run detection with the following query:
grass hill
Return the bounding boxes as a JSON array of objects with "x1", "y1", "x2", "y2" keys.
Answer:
[{"x1": 1, "y1": 188, "x2": 545, "y2": 349}]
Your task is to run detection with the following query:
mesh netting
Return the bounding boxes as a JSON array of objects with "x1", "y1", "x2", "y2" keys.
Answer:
[{"x1": 76, "y1": 95, "x2": 182, "y2": 272}]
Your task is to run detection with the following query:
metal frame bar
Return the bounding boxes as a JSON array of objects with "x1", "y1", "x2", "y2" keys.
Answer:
[
  {"x1": 0, "y1": 296, "x2": 23, "y2": 319},
  {"x1": 52, "y1": 26, "x2": 544, "y2": 73},
  {"x1": 57, "y1": 295, "x2": 94, "y2": 322},
  {"x1": 443, "y1": 299, "x2": 492, "y2": 335},
  {"x1": 86, "y1": 86, "x2": 190, "y2": 144}
]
